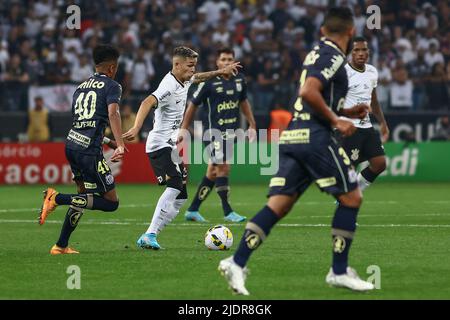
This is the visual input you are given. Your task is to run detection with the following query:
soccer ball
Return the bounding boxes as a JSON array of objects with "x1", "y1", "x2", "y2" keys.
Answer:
[{"x1": 204, "y1": 225, "x2": 233, "y2": 250}]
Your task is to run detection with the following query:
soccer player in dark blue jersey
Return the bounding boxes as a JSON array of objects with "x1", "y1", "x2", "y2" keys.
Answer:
[
  {"x1": 39, "y1": 44, "x2": 126, "y2": 255},
  {"x1": 218, "y1": 7, "x2": 375, "y2": 294},
  {"x1": 180, "y1": 48, "x2": 256, "y2": 223}
]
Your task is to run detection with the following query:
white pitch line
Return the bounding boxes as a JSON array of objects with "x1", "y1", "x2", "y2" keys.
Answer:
[
  {"x1": 2, "y1": 199, "x2": 446, "y2": 214},
  {"x1": 1, "y1": 219, "x2": 450, "y2": 228}
]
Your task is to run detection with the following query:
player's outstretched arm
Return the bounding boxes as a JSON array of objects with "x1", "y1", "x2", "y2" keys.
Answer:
[
  {"x1": 123, "y1": 94, "x2": 157, "y2": 141},
  {"x1": 192, "y1": 62, "x2": 242, "y2": 83},
  {"x1": 108, "y1": 103, "x2": 125, "y2": 162},
  {"x1": 300, "y1": 77, "x2": 356, "y2": 137},
  {"x1": 371, "y1": 89, "x2": 389, "y2": 143},
  {"x1": 239, "y1": 99, "x2": 257, "y2": 142}
]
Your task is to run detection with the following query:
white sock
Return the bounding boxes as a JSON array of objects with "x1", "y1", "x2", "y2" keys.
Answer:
[
  {"x1": 146, "y1": 187, "x2": 181, "y2": 234},
  {"x1": 160, "y1": 198, "x2": 187, "y2": 230},
  {"x1": 357, "y1": 172, "x2": 371, "y2": 192}
]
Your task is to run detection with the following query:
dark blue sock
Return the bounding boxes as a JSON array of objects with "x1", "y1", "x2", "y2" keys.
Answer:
[
  {"x1": 216, "y1": 176, "x2": 233, "y2": 216},
  {"x1": 55, "y1": 193, "x2": 118, "y2": 212},
  {"x1": 188, "y1": 176, "x2": 214, "y2": 211},
  {"x1": 56, "y1": 207, "x2": 83, "y2": 248},
  {"x1": 331, "y1": 205, "x2": 359, "y2": 275},
  {"x1": 233, "y1": 206, "x2": 280, "y2": 268}
]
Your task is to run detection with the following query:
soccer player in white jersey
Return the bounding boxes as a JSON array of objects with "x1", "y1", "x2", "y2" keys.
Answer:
[
  {"x1": 123, "y1": 46, "x2": 241, "y2": 249},
  {"x1": 340, "y1": 37, "x2": 389, "y2": 192}
]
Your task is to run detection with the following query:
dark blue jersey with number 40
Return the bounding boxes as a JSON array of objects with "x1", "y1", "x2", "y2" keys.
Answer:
[{"x1": 66, "y1": 73, "x2": 122, "y2": 155}]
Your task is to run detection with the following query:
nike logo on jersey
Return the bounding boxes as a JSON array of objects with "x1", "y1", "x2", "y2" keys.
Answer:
[{"x1": 176, "y1": 99, "x2": 182, "y2": 104}]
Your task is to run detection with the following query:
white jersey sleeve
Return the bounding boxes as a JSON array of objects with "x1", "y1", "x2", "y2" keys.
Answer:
[
  {"x1": 146, "y1": 72, "x2": 193, "y2": 153},
  {"x1": 343, "y1": 64, "x2": 378, "y2": 128},
  {"x1": 151, "y1": 75, "x2": 178, "y2": 108}
]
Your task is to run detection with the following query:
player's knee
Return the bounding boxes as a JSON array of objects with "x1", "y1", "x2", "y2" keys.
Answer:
[
  {"x1": 206, "y1": 165, "x2": 217, "y2": 180},
  {"x1": 216, "y1": 164, "x2": 230, "y2": 176},
  {"x1": 166, "y1": 176, "x2": 183, "y2": 192},
  {"x1": 339, "y1": 190, "x2": 362, "y2": 208},
  {"x1": 104, "y1": 200, "x2": 119, "y2": 212},
  {"x1": 267, "y1": 196, "x2": 296, "y2": 218}
]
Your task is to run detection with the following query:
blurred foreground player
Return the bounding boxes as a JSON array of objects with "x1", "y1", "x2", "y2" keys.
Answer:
[{"x1": 218, "y1": 7, "x2": 375, "y2": 295}]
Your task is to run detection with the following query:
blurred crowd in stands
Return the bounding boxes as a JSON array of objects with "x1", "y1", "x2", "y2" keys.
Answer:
[{"x1": 0, "y1": 0, "x2": 449, "y2": 142}]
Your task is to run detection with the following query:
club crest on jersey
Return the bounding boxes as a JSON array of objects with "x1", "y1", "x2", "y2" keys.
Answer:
[
  {"x1": 351, "y1": 148, "x2": 360, "y2": 161},
  {"x1": 236, "y1": 83, "x2": 242, "y2": 92}
]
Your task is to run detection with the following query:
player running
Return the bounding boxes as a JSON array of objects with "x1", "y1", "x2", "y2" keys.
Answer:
[
  {"x1": 218, "y1": 7, "x2": 375, "y2": 295},
  {"x1": 123, "y1": 46, "x2": 241, "y2": 250},
  {"x1": 39, "y1": 44, "x2": 125, "y2": 255},
  {"x1": 180, "y1": 48, "x2": 257, "y2": 223},
  {"x1": 339, "y1": 36, "x2": 389, "y2": 192}
]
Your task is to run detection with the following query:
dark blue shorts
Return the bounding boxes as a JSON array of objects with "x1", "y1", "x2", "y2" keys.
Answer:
[
  {"x1": 268, "y1": 130, "x2": 358, "y2": 197},
  {"x1": 65, "y1": 147, "x2": 115, "y2": 194}
]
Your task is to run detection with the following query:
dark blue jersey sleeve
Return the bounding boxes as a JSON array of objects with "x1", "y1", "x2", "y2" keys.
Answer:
[
  {"x1": 106, "y1": 82, "x2": 122, "y2": 106},
  {"x1": 305, "y1": 50, "x2": 346, "y2": 89},
  {"x1": 190, "y1": 81, "x2": 209, "y2": 106}
]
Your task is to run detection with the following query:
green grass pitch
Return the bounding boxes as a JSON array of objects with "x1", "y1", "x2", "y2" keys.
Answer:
[{"x1": 0, "y1": 182, "x2": 449, "y2": 299}]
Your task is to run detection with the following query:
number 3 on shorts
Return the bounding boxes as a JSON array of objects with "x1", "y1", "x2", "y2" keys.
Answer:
[{"x1": 338, "y1": 147, "x2": 351, "y2": 166}]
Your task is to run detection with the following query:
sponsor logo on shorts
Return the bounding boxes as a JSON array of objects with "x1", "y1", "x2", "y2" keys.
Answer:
[
  {"x1": 269, "y1": 177, "x2": 286, "y2": 187},
  {"x1": 316, "y1": 177, "x2": 337, "y2": 188},
  {"x1": 84, "y1": 182, "x2": 97, "y2": 189}
]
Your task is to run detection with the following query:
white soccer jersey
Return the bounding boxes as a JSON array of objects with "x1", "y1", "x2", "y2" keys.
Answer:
[
  {"x1": 343, "y1": 63, "x2": 378, "y2": 128},
  {"x1": 146, "y1": 72, "x2": 193, "y2": 153}
]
